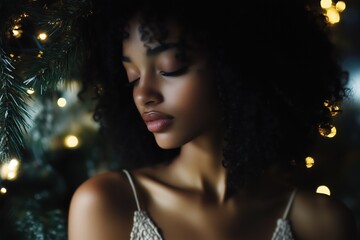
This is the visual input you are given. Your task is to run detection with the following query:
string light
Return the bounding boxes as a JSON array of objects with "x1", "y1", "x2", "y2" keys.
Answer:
[
  {"x1": 8, "y1": 12, "x2": 29, "y2": 40},
  {"x1": 335, "y1": 1, "x2": 346, "y2": 12},
  {"x1": 305, "y1": 156, "x2": 315, "y2": 168},
  {"x1": 324, "y1": 100, "x2": 340, "y2": 116},
  {"x1": 0, "y1": 158, "x2": 20, "y2": 180},
  {"x1": 27, "y1": 88, "x2": 35, "y2": 95},
  {"x1": 320, "y1": 0, "x2": 332, "y2": 9},
  {"x1": 0, "y1": 187, "x2": 7, "y2": 194},
  {"x1": 20, "y1": 13, "x2": 29, "y2": 18},
  {"x1": 319, "y1": 124, "x2": 337, "y2": 138},
  {"x1": 37, "y1": 32, "x2": 48, "y2": 41},
  {"x1": 11, "y1": 25, "x2": 23, "y2": 38},
  {"x1": 57, "y1": 98, "x2": 67, "y2": 107},
  {"x1": 64, "y1": 135, "x2": 79, "y2": 148},
  {"x1": 37, "y1": 50, "x2": 44, "y2": 58},
  {"x1": 316, "y1": 185, "x2": 331, "y2": 196},
  {"x1": 320, "y1": 0, "x2": 346, "y2": 25},
  {"x1": 326, "y1": 7, "x2": 341, "y2": 24}
]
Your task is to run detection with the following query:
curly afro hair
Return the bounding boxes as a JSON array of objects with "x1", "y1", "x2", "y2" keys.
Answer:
[{"x1": 81, "y1": 0, "x2": 348, "y2": 191}]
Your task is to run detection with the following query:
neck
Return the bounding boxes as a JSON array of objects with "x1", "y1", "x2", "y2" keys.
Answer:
[{"x1": 167, "y1": 133, "x2": 227, "y2": 203}]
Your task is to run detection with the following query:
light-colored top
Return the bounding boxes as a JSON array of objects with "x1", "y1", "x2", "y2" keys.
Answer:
[{"x1": 122, "y1": 169, "x2": 296, "y2": 240}]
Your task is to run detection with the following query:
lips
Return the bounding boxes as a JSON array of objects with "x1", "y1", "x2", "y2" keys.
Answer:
[{"x1": 142, "y1": 111, "x2": 174, "y2": 132}]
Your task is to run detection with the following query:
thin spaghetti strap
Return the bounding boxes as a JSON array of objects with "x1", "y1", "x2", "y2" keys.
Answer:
[
  {"x1": 122, "y1": 169, "x2": 142, "y2": 211},
  {"x1": 282, "y1": 189, "x2": 297, "y2": 219}
]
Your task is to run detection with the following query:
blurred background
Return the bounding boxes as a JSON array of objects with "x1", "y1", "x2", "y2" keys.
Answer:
[
  {"x1": 322, "y1": 0, "x2": 360, "y2": 233},
  {"x1": 0, "y1": 0, "x2": 359, "y2": 239}
]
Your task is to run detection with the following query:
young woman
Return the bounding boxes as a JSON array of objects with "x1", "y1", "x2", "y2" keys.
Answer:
[{"x1": 68, "y1": 0, "x2": 357, "y2": 239}]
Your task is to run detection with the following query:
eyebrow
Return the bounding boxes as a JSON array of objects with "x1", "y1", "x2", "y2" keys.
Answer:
[{"x1": 122, "y1": 42, "x2": 185, "y2": 63}]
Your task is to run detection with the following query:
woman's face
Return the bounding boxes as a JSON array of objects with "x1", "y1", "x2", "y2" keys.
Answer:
[{"x1": 122, "y1": 17, "x2": 221, "y2": 149}]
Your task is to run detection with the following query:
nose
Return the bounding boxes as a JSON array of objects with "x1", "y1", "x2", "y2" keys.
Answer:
[{"x1": 133, "y1": 73, "x2": 163, "y2": 107}]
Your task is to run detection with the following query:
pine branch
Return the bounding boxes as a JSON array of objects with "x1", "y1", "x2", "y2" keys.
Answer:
[
  {"x1": 0, "y1": 49, "x2": 31, "y2": 163},
  {"x1": 13, "y1": 197, "x2": 67, "y2": 240},
  {"x1": 20, "y1": 0, "x2": 92, "y2": 94},
  {"x1": 0, "y1": 0, "x2": 92, "y2": 162}
]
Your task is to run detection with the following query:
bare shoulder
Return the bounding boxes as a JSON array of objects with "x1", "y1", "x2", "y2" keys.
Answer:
[
  {"x1": 291, "y1": 188, "x2": 357, "y2": 240},
  {"x1": 68, "y1": 170, "x2": 136, "y2": 240}
]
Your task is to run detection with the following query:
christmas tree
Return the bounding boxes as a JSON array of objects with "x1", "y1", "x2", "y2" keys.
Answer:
[{"x1": 0, "y1": 1, "x2": 108, "y2": 239}]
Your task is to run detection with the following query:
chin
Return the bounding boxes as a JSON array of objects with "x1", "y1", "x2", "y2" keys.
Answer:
[
  {"x1": 156, "y1": 141, "x2": 181, "y2": 150},
  {"x1": 154, "y1": 135, "x2": 186, "y2": 150}
]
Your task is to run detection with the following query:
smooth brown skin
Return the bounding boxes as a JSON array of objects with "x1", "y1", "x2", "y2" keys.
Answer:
[{"x1": 68, "y1": 18, "x2": 357, "y2": 240}]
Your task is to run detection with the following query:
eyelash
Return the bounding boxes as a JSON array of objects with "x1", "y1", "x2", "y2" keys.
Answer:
[
  {"x1": 159, "y1": 66, "x2": 188, "y2": 77},
  {"x1": 126, "y1": 78, "x2": 140, "y2": 88},
  {"x1": 126, "y1": 66, "x2": 188, "y2": 88}
]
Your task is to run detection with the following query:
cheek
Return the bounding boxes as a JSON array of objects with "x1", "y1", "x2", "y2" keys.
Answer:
[{"x1": 166, "y1": 74, "x2": 217, "y2": 117}]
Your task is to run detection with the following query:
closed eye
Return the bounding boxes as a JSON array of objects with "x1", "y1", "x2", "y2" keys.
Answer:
[
  {"x1": 125, "y1": 66, "x2": 188, "y2": 88},
  {"x1": 160, "y1": 66, "x2": 188, "y2": 77},
  {"x1": 126, "y1": 78, "x2": 140, "y2": 88}
]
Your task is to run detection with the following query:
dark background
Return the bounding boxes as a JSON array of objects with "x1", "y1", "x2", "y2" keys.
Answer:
[{"x1": 318, "y1": 0, "x2": 360, "y2": 236}]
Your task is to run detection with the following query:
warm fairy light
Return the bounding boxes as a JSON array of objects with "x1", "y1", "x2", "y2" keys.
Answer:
[
  {"x1": 7, "y1": 172, "x2": 15, "y2": 180},
  {"x1": 0, "y1": 158, "x2": 20, "y2": 180},
  {"x1": 9, "y1": 159, "x2": 19, "y2": 168},
  {"x1": 305, "y1": 156, "x2": 315, "y2": 168},
  {"x1": 27, "y1": 88, "x2": 35, "y2": 94},
  {"x1": 319, "y1": 124, "x2": 337, "y2": 138},
  {"x1": 57, "y1": 98, "x2": 67, "y2": 107},
  {"x1": 327, "y1": 126, "x2": 336, "y2": 137},
  {"x1": 320, "y1": 0, "x2": 345, "y2": 24},
  {"x1": 12, "y1": 25, "x2": 23, "y2": 38},
  {"x1": 9, "y1": 53, "x2": 14, "y2": 58},
  {"x1": 12, "y1": 30, "x2": 21, "y2": 37},
  {"x1": 64, "y1": 135, "x2": 79, "y2": 148},
  {"x1": 0, "y1": 188, "x2": 7, "y2": 194},
  {"x1": 316, "y1": 185, "x2": 331, "y2": 196},
  {"x1": 320, "y1": 0, "x2": 332, "y2": 9},
  {"x1": 330, "y1": 105, "x2": 340, "y2": 116},
  {"x1": 326, "y1": 7, "x2": 341, "y2": 24},
  {"x1": 336, "y1": 1, "x2": 346, "y2": 12},
  {"x1": 37, "y1": 50, "x2": 44, "y2": 58},
  {"x1": 13, "y1": 13, "x2": 28, "y2": 23},
  {"x1": 37, "y1": 32, "x2": 48, "y2": 41},
  {"x1": 324, "y1": 100, "x2": 340, "y2": 116}
]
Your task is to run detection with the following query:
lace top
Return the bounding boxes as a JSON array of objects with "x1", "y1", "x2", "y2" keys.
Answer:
[{"x1": 122, "y1": 169, "x2": 296, "y2": 240}]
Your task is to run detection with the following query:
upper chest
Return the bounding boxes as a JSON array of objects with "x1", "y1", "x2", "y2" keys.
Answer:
[
  {"x1": 142, "y1": 190, "x2": 288, "y2": 240},
  {"x1": 120, "y1": 169, "x2": 294, "y2": 240}
]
